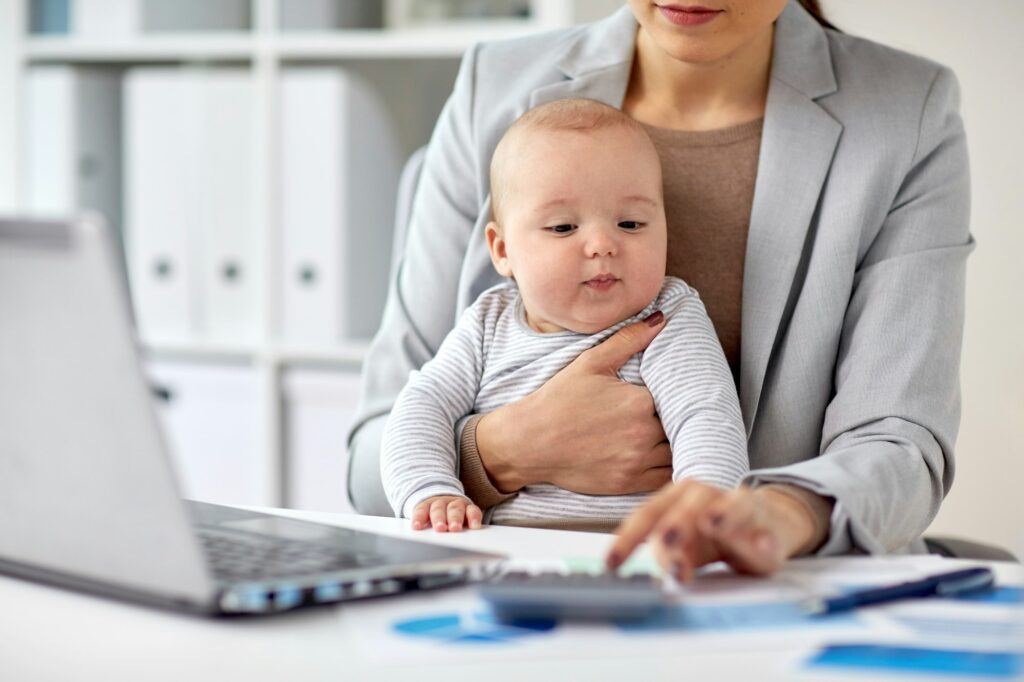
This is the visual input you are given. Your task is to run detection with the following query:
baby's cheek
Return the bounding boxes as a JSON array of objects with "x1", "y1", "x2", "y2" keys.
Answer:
[
  {"x1": 635, "y1": 269, "x2": 665, "y2": 305},
  {"x1": 514, "y1": 274, "x2": 552, "y2": 311},
  {"x1": 524, "y1": 266, "x2": 568, "y2": 300}
]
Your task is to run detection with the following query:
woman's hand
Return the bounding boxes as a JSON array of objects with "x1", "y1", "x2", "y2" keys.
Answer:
[
  {"x1": 475, "y1": 312, "x2": 672, "y2": 495},
  {"x1": 605, "y1": 480, "x2": 823, "y2": 580}
]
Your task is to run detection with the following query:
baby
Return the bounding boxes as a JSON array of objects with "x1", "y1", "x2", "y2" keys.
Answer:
[{"x1": 381, "y1": 98, "x2": 748, "y2": 532}]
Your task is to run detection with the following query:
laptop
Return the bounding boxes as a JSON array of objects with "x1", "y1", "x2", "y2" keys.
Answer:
[{"x1": 0, "y1": 215, "x2": 503, "y2": 616}]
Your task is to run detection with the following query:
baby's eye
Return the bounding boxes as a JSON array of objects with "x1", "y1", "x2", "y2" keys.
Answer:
[
  {"x1": 618, "y1": 221, "x2": 644, "y2": 230},
  {"x1": 546, "y1": 224, "x2": 577, "y2": 234}
]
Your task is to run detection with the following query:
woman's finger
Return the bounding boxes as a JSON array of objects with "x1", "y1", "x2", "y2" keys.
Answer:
[
  {"x1": 649, "y1": 509, "x2": 690, "y2": 582},
  {"x1": 694, "y1": 487, "x2": 781, "y2": 575},
  {"x1": 574, "y1": 312, "x2": 667, "y2": 376},
  {"x1": 700, "y1": 487, "x2": 760, "y2": 541},
  {"x1": 606, "y1": 481, "x2": 686, "y2": 570},
  {"x1": 651, "y1": 482, "x2": 722, "y2": 581}
]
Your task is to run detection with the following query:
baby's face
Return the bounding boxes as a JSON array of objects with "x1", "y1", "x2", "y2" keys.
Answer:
[{"x1": 487, "y1": 126, "x2": 667, "y2": 334}]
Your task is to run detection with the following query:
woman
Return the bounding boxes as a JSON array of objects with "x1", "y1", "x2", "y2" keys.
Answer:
[{"x1": 348, "y1": 0, "x2": 972, "y2": 579}]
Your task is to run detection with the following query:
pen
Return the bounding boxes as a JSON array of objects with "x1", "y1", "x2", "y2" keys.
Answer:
[{"x1": 801, "y1": 567, "x2": 995, "y2": 616}]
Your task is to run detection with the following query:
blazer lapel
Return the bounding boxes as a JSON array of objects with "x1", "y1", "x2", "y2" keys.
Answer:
[
  {"x1": 528, "y1": 5, "x2": 637, "y2": 110},
  {"x1": 528, "y1": 63, "x2": 634, "y2": 111},
  {"x1": 520, "y1": 2, "x2": 842, "y2": 437},
  {"x1": 739, "y1": 1, "x2": 841, "y2": 434}
]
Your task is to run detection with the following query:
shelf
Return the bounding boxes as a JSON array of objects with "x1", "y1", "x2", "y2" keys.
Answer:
[
  {"x1": 25, "y1": 34, "x2": 255, "y2": 63},
  {"x1": 140, "y1": 338, "x2": 371, "y2": 365},
  {"x1": 24, "y1": 23, "x2": 543, "y2": 63},
  {"x1": 141, "y1": 338, "x2": 260, "y2": 363},
  {"x1": 274, "y1": 25, "x2": 536, "y2": 59},
  {"x1": 275, "y1": 342, "x2": 371, "y2": 366}
]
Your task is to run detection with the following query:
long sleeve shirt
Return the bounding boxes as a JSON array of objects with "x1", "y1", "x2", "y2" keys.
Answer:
[{"x1": 381, "y1": 277, "x2": 749, "y2": 522}]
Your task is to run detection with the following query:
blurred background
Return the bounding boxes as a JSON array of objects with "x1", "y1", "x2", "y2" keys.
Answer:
[{"x1": 0, "y1": 1, "x2": 1019, "y2": 554}]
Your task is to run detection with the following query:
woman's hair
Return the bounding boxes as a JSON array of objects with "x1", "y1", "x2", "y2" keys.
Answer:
[{"x1": 797, "y1": 0, "x2": 839, "y2": 31}]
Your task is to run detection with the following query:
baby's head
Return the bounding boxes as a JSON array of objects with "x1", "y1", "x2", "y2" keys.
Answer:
[{"x1": 486, "y1": 98, "x2": 667, "y2": 334}]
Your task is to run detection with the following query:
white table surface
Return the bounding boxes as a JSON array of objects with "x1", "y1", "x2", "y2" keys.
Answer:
[{"x1": 1, "y1": 508, "x2": 1020, "y2": 682}]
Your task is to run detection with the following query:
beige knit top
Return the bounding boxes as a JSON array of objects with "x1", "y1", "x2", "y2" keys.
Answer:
[{"x1": 642, "y1": 117, "x2": 763, "y2": 382}]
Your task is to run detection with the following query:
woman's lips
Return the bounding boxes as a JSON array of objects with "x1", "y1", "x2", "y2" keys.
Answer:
[{"x1": 657, "y1": 4, "x2": 723, "y2": 27}]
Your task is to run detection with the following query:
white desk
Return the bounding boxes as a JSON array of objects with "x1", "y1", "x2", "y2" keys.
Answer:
[{"x1": 2, "y1": 509, "x2": 1021, "y2": 682}]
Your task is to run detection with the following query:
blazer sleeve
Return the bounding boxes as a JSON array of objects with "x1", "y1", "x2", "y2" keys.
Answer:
[
  {"x1": 346, "y1": 45, "x2": 483, "y2": 515},
  {"x1": 745, "y1": 67, "x2": 974, "y2": 554}
]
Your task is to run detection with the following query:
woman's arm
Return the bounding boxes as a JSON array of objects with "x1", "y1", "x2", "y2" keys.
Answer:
[
  {"x1": 347, "y1": 46, "x2": 484, "y2": 515},
  {"x1": 744, "y1": 66, "x2": 971, "y2": 555}
]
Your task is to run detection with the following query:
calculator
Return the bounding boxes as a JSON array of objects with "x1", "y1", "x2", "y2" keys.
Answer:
[{"x1": 478, "y1": 570, "x2": 669, "y2": 621}]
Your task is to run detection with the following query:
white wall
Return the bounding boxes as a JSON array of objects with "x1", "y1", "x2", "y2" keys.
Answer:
[
  {"x1": 820, "y1": 0, "x2": 1024, "y2": 555},
  {"x1": 0, "y1": 0, "x2": 22, "y2": 211}
]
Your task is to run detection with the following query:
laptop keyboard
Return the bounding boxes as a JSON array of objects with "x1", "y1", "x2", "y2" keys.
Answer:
[{"x1": 198, "y1": 529, "x2": 372, "y2": 582}]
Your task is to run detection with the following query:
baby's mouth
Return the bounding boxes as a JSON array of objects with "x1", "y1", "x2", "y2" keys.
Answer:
[{"x1": 584, "y1": 274, "x2": 620, "y2": 290}]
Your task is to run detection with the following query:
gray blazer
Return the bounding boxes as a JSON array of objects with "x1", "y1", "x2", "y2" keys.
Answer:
[{"x1": 348, "y1": 1, "x2": 972, "y2": 555}]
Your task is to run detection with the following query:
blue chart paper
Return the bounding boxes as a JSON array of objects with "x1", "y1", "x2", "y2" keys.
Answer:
[
  {"x1": 393, "y1": 612, "x2": 557, "y2": 644},
  {"x1": 807, "y1": 644, "x2": 1023, "y2": 678},
  {"x1": 618, "y1": 601, "x2": 856, "y2": 633}
]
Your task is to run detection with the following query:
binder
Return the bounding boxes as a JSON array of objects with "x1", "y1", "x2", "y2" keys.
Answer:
[
  {"x1": 279, "y1": 67, "x2": 400, "y2": 345},
  {"x1": 124, "y1": 67, "x2": 257, "y2": 344},
  {"x1": 73, "y1": 0, "x2": 250, "y2": 35},
  {"x1": 124, "y1": 67, "x2": 200, "y2": 342},
  {"x1": 282, "y1": 368, "x2": 362, "y2": 513},
  {"x1": 139, "y1": 0, "x2": 250, "y2": 32},
  {"x1": 386, "y1": 0, "x2": 531, "y2": 29},
  {"x1": 195, "y1": 69, "x2": 259, "y2": 343},
  {"x1": 24, "y1": 65, "x2": 121, "y2": 240},
  {"x1": 278, "y1": 0, "x2": 382, "y2": 30},
  {"x1": 72, "y1": 0, "x2": 139, "y2": 37},
  {"x1": 74, "y1": 69, "x2": 123, "y2": 248},
  {"x1": 24, "y1": 67, "x2": 73, "y2": 214}
]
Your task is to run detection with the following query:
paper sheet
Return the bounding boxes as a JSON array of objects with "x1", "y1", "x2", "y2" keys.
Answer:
[
  {"x1": 335, "y1": 555, "x2": 1022, "y2": 671},
  {"x1": 337, "y1": 556, "x2": 890, "y2": 665}
]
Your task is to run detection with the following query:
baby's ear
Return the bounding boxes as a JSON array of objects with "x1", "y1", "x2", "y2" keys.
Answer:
[{"x1": 486, "y1": 221, "x2": 514, "y2": 278}]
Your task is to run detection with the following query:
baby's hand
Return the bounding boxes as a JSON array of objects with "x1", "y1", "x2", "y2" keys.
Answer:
[{"x1": 411, "y1": 496, "x2": 483, "y2": 533}]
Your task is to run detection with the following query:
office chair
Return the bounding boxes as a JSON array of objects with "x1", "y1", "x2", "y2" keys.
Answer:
[
  {"x1": 388, "y1": 146, "x2": 427, "y2": 283},
  {"x1": 924, "y1": 536, "x2": 1016, "y2": 562},
  {"x1": 358, "y1": 147, "x2": 1019, "y2": 564}
]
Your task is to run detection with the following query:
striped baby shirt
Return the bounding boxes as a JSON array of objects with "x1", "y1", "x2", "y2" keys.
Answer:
[{"x1": 380, "y1": 276, "x2": 749, "y2": 524}]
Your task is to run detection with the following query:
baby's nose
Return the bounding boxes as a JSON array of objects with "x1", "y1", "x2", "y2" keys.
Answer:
[{"x1": 585, "y1": 230, "x2": 618, "y2": 257}]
